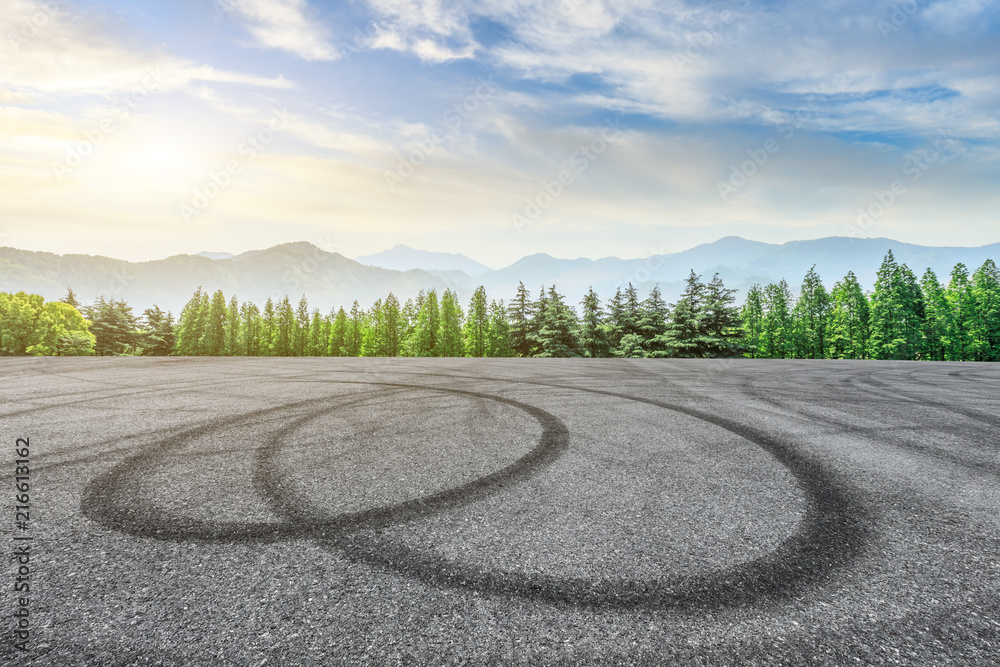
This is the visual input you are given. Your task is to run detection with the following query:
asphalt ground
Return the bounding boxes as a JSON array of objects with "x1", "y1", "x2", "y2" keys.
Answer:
[{"x1": 2, "y1": 357, "x2": 999, "y2": 665}]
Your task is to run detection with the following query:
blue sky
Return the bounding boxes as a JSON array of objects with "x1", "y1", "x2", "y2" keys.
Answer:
[{"x1": 1, "y1": 0, "x2": 998, "y2": 266}]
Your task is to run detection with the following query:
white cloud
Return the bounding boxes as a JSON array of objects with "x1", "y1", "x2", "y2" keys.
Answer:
[
  {"x1": 218, "y1": 0, "x2": 337, "y2": 61},
  {"x1": 0, "y1": 1, "x2": 292, "y2": 97}
]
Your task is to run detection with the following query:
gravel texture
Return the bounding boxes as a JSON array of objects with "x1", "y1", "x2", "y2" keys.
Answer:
[{"x1": 2, "y1": 357, "x2": 999, "y2": 665}]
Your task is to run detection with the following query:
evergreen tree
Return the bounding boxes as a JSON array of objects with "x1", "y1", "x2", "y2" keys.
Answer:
[
  {"x1": 439, "y1": 289, "x2": 465, "y2": 356},
  {"x1": 762, "y1": 280, "x2": 794, "y2": 358},
  {"x1": 919, "y1": 269, "x2": 949, "y2": 361},
  {"x1": 62, "y1": 287, "x2": 81, "y2": 309},
  {"x1": 225, "y1": 295, "x2": 241, "y2": 355},
  {"x1": 579, "y1": 287, "x2": 611, "y2": 358},
  {"x1": 241, "y1": 302, "x2": 261, "y2": 356},
  {"x1": 487, "y1": 299, "x2": 513, "y2": 357},
  {"x1": 345, "y1": 301, "x2": 363, "y2": 357},
  {"x1": 741, "y1": 284, "x2": 765, "y2": 358},
  {"x1": 535, "y1": 285, "x2": 581, "y2": 358},
  {"x1": 275, "y1": 296, "x2": 295, "y2": 356},
  {"x1": 382, "y1": 293, "x2": 403, "y2": 356},
  {"x1": 140, "y1": 306, "x2": 176, "y2": 356},
  {"x1": 703, "y1": 273, "x2": 744, "y2": 357},
  {"x1": 463, "y1": 286, "x2": 490, "y2": 357},
  {"x1": 638, "y1": 285, "x2": 670, "y2": 357},
  {"x1": 971, "y1": 259, "x2": 1000, "y2": 361},
  {"x1": 526, "y1": 285, "x2": 550, "y2": 357},
  {"x1": 307, "y1": 309, "x2": 325, "y2": 356},
  {"x1": 828, "y1": 272, "x2": 870, "y2": 360},
  {"x1": 328, "y1": 307, "x2": 348, "y2": 356},
  {"x1": 262, "y1": 298, "x2": 277, "y2": 356},
  {"x1": 791, "y1": 266, "x2": 830, "y2": 359},
  {"x1": 868, "y1": 251, "x2": 924, "y2": 360},
  {"x1": 413, "y1": 290, "x2": 441, "y2": 357},
  {"x1": 945, "y1": 263, "x2": 977, "y2": 361},
  {"x1": 295, "y1": 295, "x2": 310, "y2": 356},
  {"x1": 507, "y1": 282, "x2": 533, "y2": 358},
  {"x1": 200, "y1": 289, "x2": 227, "y2": 356},
  {"x1": 86, "y1": 297, "x2": 140, "y2": 356},
  {"x1": 655, "y1": 271, "x2": 712, "y2": 357},
  {"x1": 607, "y1": 288, "x2": 626, "y2": 352},
  {"x1": 175, "y1": 288, "x2": 207, "y2": 355}
]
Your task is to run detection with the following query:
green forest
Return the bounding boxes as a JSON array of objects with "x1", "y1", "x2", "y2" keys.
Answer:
[{"x1": 2, "y1": 251, "x2": 998, "y2": 361}]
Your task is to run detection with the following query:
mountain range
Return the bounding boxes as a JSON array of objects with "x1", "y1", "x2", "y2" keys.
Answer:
[{"x1": 2, "y1": 237, "x2": 998, "y2": 316}]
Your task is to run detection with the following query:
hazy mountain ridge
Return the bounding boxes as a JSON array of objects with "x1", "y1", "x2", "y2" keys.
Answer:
[
  {"x1": 356, "y1": 245, "x2": 493, "y2": 275},
  {"x1": 1, "y1": 237, "x2": 998, "y2": 315}
]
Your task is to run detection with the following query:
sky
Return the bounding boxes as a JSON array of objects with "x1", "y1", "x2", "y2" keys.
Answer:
[{"x1": 1, "y1": 0, "x2": 998, "y2": 267}]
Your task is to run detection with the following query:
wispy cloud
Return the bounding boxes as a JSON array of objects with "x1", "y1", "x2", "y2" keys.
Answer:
[{"x1": 217, "y1": 0, "x2": 337, "y2": 61}]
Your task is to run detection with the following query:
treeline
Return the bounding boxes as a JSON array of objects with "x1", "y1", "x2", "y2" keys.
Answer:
[
  {"x1": 0, "y1": 289, "x2": 176, "y2": 357},
  {"x1": 741, "y1": 251, "x2": 1000, "y2": 361},
  {"x1": 2, "y1": 251, "x2": 998, "y2": 361},
  {"x1": 170, "y1": 272, "x2": 742, "y2": 358}
]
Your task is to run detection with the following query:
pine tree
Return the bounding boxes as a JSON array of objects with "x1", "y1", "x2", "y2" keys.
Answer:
[
  {"x1": 463, "y1": 286, "x2": 490, "y2": 357},
  {"x1": 295, "y1": 295, "x2": 310, "y2": 356},
  {"x1": 439, "y1": 289, "x2": 465, "y2": 357},
  {"x1": 828, "y1": 272, "x2": 870, "y2": 360},
  {"x1": 262, "y1": 298, "x2": 277, "y2": 356},
  {"x1": 275, "y1": 296, "x2": 295, "y2": 356},
  {"x1": 579, "y1": 287, "x2": 611, "y2": 358},
  {"x1": 140, "y1": 306, "x2": 176, "y2": 356},
  {"x1": 241, "y1": 302, "x2": 261, "y2": 356},
  {"x1": 741, "y1": 284, "x2": 765, "y2": 358},
  {"x1": 919, "y1": 269, "x2": 949, "y2": 361},
  {"x1": 535, "y1": 285, "x2": 581, "y2": 358},
  {"x1": 414, "y1": 289, "x2": 441, "y2": 357},
  {"x1": 791, "y1": 266, "x2": 830, "y2": 359},
  {"x1": 382, "y1": 293, "x2": 402, "y2": 356},
  {"x1": 345, "y1": 301, "x2": 363, "y2": 357},
  {"x1": 175, "y1": 288, "x2": 206, "y2": 355},
  {"x1": 638, "y1": 285, "x2": 670, "y2": 357},
  {"x1": 971, "y1": 259, "x2": 1000, "y2": 361},
  {"x1": 607, "y1": 288, "x2": 626, "y2": 352},
  {"x1": 487, "y1": 299, "x2": 513, "y2": 357},
  {"x1": 762, "y1": 280, "x2": 794, "y2": 358},
  {"x1": 526, "y1": 285, "x2": 550, "y2": 357},
  {"x1": 226, "y1": 295, "x2": 241, "y2": 355},
  {"x1": 328, "y1": 307, "x2": 348, "y2": 356},
  {"x1": 945, "y1": 263, "x2": 977, "y2": 361},
  {"x1": 200, "y1": 290, "x2": 227, "y2": 356},
  {"x1": 655, "y1": 271, "x2": 712, "y2": 357},
  {"x1": 868, "y1": 251, "x2": 924, "y2": 360},
  {"x1": 307, "y1": 309, "x2": 325, "y2": 356},
  {"x1": 703, "y1": 273, "x2": 744, "y2": 357},
  {"x1": 507, "y1": 282, "x2": 533, "y2": 358},
  {"x1": 62, "y1": 287, "x2": 81, "y2": 309}
]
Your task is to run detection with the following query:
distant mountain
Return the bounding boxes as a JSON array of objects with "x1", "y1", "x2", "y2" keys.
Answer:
[
  {"x1": 0, "y1": 242, "x2": 456, "y2": 315},
  {"x1": 1, "y1": 237, "x2": 998, "y2": 314},
  {"x1": 356, "y1": 245, "x2": 492, "y2": 275},
  {"x1": 196, "y1": 251, "x2": 234, "y2": 260}
]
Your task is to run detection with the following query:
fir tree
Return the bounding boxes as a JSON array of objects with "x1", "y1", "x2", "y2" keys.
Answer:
[
  {"x1": 828, "y1": 272, "x2": 870, "y2": 360},
  {"x1": 741, "y1": 284, "x2": 765, "y2": 358},
  {"x1": 508, "y1": 282, "x2": 534, "y2": 358},
  {"x1": 463, "y1": 286, "x2": 490, "y2": 357},
  {"x1": 791, "y1": 266, "x2": 830, "y2": 359},
  {"x1": 579, "y1": 287, "x2": 611, "y2": 358}
]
